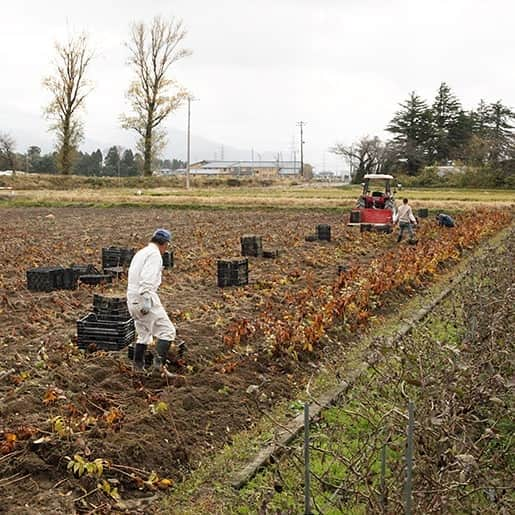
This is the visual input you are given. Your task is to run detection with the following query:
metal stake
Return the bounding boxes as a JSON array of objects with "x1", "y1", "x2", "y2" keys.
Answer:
[
  {"x1": 404, "y1": 400, "x2": 415, "y2": 514},
  {"x1": 304, "y1": 402, "x2": 311, "y2": 515}
]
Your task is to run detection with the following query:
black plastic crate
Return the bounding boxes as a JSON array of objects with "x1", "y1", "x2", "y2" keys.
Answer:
[
  {"x1": 162, "y1": 250, "x2": 174, "y2": 269},
  {"x1": 316, "y1": 224, "x2": 331, "y2": 241},
  {"x1": 101, "y1": 247, "x2": 135, "y2": 268},
  {"x1": 27, "y1": 266, "x2": 77, "y2": 292},
  {"x1": 70, "y1": 264, "x2": 100, "y2": 278},
  {"x1": 417, "y1": 208, "x2": 429, "y2": 218},
  {"x1": 350, "y1": 210, "x2": 361, "y2": 223},
  {"x1": 77, "y1": 313, "x2": 135, "y2": 350},
  {"x1": 93, "y1": 295, "x2": 129, "y2": 316},
  {"x1": 27, "y1": 267, "x2": 61, "y2": 292},
  {"x1": 240, "y1": 235, "x2": 263, "y2": 257},
  {"x1": 262, "y1": 249, "x2": 280, "y2": 259},
  {"x1": 217, "y1": 258, "x2": 248, "y2": 287},
  {"x1": 80, "y1": 274, "x2": 113, "y2": 285},
  {"x1": 61, "y1": 268, "x2": 78, "y2": 290},
  {"x1": 103, "y1": 266, "x2": 124, "y2": 279}
]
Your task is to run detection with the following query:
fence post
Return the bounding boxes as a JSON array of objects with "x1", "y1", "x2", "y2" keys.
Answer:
[
  {"x1": 380, "y1": 432, "x2": 387, "y2": 512},
  {"x1": 404, "y1": 400, "x2": 415, "y2": 515},
  {"x1": 304, "y1": 402, "x2": 311, "y2": 515}
]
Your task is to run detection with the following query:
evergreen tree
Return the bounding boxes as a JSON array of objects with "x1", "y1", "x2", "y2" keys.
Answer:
[
  {"x1": 448, "y1": 110, "x2": 474, "y2": 162},
  {"x1": 73, "y1": 151, "x2": 91, "y2": 175},
  {"x1": 31, "y1": 153, "x2": 57, "y2": 174},
  {"x1": 430, "y1": 82, "x2": 463, "y2": 164},
  {"x1": 386, "y1": 91, "x2": 432, "y2": 174},
  {"x1": 487, "y1": 101, "x2": 515, "y2": 163},
  {"x1": 172, "y1": 158, "x2": 186, "y2": 170},
  {"x1": 120, "y1": 149, "x2": 138, "y2": 176},
  {"x1": 103, "y1": 146, "x2": 120, "y2": 176},
  {"x1": 27, "y1": 146, "x2": 42, "y2": 173},
  {"x1": 471, "y1": 99, "x2": 491, "y2": 137},
  {"x1": 91, "y1": 149, "x2": 103, "y2": 176}
]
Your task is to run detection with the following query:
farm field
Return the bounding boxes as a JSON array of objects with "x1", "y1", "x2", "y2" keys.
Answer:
[
  {"x1": 0, "y1": 204, "x2": 513, "y2": 513},
  {"x1": 1, "y1": 174, "x2": 515, "y2": 210}
]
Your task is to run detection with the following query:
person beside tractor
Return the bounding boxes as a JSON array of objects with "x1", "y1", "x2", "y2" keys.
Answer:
[
  {"x1": 127, "y1": 228, "x2": 176, "y2": 374},
  {"x1": 394, "y1": 198, "x2": 417, "y2": 243},
  {"x1": 436, "y1": 213, "x2": 455, "y2": 228}
]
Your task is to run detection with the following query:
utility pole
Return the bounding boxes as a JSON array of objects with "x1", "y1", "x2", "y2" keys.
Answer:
[
  {"x1": 186, "y1": 96, "x2": 192, "y2": 189},
  {"x1": 186, "y1": 96, "x2": 198, "y2": 190},
  {"x1": 297, "y1": 121, "x2": 306, "y2": 178}
]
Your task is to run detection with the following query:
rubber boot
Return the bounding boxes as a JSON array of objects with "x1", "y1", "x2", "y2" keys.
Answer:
[
  {"x1": 133, "y1": 343, "x2": 146, "y2": 371},
  {"x1": 154, "y1": 339, "x2": 171, "y2": 370}
]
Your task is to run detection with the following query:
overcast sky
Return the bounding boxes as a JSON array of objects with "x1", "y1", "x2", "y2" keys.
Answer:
[{"x1": 1, "y1": 0, "x2": 514, "y2": 172}]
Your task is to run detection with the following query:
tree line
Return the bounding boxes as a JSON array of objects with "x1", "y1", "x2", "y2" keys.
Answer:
[
  {"x1": 332, "y1": 82, "x2": 514, "y2": 186},
  {"x1": 1, "y1": 15, "x2": 190, "y2": 176},
  {"x1": 0, "y1": 142, "x2": 185, "y2": 177}
]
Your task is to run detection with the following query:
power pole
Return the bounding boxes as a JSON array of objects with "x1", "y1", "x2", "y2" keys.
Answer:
[
  {"x1": 186, "y1": 96, "x2": 192, "y2": 190},
  {"x1": 186, "y1": 96, "x2": 199, "y2": 190},
  {"x1": 297, "y1": 121, "x2": 306, "y2": 178}
]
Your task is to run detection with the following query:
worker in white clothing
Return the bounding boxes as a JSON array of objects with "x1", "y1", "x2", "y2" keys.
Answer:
[
  {"x1": 394, "y1": 198, "x2": 417, "y2": 243},
  {"x1": 127, "y1": 228, "x2": 176, "y2": 371}
]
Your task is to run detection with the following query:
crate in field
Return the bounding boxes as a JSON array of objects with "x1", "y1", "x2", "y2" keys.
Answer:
[
  {"x1": 240, "y1": 235, "x2": 263, "y2": 257},
  {"x1": 77, "y1": 313, "x2": 135, "y2": 351},
  {"x1": 79, "y1": 274, "x2": 113, "y2": 286},
  {"x1": 316, "y1": 224, "x2": 331, "y2": 241},
  {"x1": 162, "y1": 250, "x2": 174, "y2": 269},
  {"x1": 101, "y1": 247, "x2": 135, "y2": 268},
  {"x1": 417, "y1": 208, "x2": 429, "y2": 218},
  {"x1": 350, "y1": 210, "x2": 361, "y2": 223},
  {"x1": 69, "y1": 264, "x2": 100, "y2": 279},
  {"x1": 27, "y1": 266, "x2": 78, "y2": 292},
  {"x1": 103, "y1": 266, "x2": 124, "y2": 279},
  {"x1": 217, "y1": 258, "x2": 248, "y2": 287},
  {"x1": 262, "y1": 249, "x2": 280, "y2": 259},
  {"x1": 93, "y1": 294, "x2": 129, "y2": 317}
]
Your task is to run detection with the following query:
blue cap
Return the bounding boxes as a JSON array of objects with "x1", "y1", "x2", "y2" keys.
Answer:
[{"x1": 152, "y1": 228, "x2": 172, "y2": 242}]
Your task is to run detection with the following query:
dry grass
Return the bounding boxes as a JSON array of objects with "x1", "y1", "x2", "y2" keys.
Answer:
[{"x1": 6, "y1": 185, "x2": 514, "y2": 210}]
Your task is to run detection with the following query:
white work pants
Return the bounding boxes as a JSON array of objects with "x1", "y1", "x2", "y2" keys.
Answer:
[{"x1": 127, "y1": 294, "x2": 176, "y2": 345}]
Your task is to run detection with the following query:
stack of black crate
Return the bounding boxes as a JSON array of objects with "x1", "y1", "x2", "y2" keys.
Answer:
[
  {"x1": 316, "y1": 224, "x2": 331, "y2": 241},
  {"x1": 217, "y1": 258, "x2": 248, "y2": 287},
  {"x1": 240, "y1": 235, "x2": 263, "y2": 257},
  {"x1": 27, "y1": 266, "x2": 78, "y2": 292},
  {"x1": 162, "y1": 250, "x2": 174, "y2": 269},
  {"x1": 102, "y1": 247, "x2": 135, "y2": 269},
  {"x1": 77, "y1": 295, "x2": 135, "y2": 351}
]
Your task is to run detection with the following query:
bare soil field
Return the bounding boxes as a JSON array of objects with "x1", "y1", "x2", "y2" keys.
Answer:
[{"x1": 0, "y1": 206, "x2": 512, "y2": 513}]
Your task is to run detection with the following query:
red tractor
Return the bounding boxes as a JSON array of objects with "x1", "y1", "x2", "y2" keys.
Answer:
[{"x1": 347, "y1": 174, "x2": 399, "y2": 233}]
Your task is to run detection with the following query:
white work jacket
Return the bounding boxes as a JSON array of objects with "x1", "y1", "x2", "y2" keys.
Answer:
[
  {"x1": 127, "y1": 243, "x2": 163, "y2": 299},
  {"x1": 395, "y1": 204, "x2": 416, "y2": 224}
]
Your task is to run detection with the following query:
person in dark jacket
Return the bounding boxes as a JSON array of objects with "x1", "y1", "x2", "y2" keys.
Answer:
[{"x1": 436, "y1": 213, "x2": 455, "y2": 227}]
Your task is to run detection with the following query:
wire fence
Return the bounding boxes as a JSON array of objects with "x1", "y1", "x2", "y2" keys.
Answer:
[{"x1": 258, "y1": 233, "x2": 514, "y2": 514}]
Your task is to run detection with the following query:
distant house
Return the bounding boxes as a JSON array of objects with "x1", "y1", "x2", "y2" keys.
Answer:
[
  {"x1": 435, "y1": 165, "x2": 464, "y2": 177},
  {"x1": 189, "y1": 160, "x2": 303, "y2": 177}
]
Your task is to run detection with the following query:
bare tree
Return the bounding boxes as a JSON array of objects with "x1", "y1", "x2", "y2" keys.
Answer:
[
  {"x1": 331, "y1": 136, "x2": 393, "y2": 183},
  {"x1": 43, "y1": 33, "x2": 93, "y2": 175},
  {"x1": 0, "y1": 133, "x2": 17, "y2": 174},
  {"x1": 121, "y1": 16, "x2": 191, "y2": 176}
]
